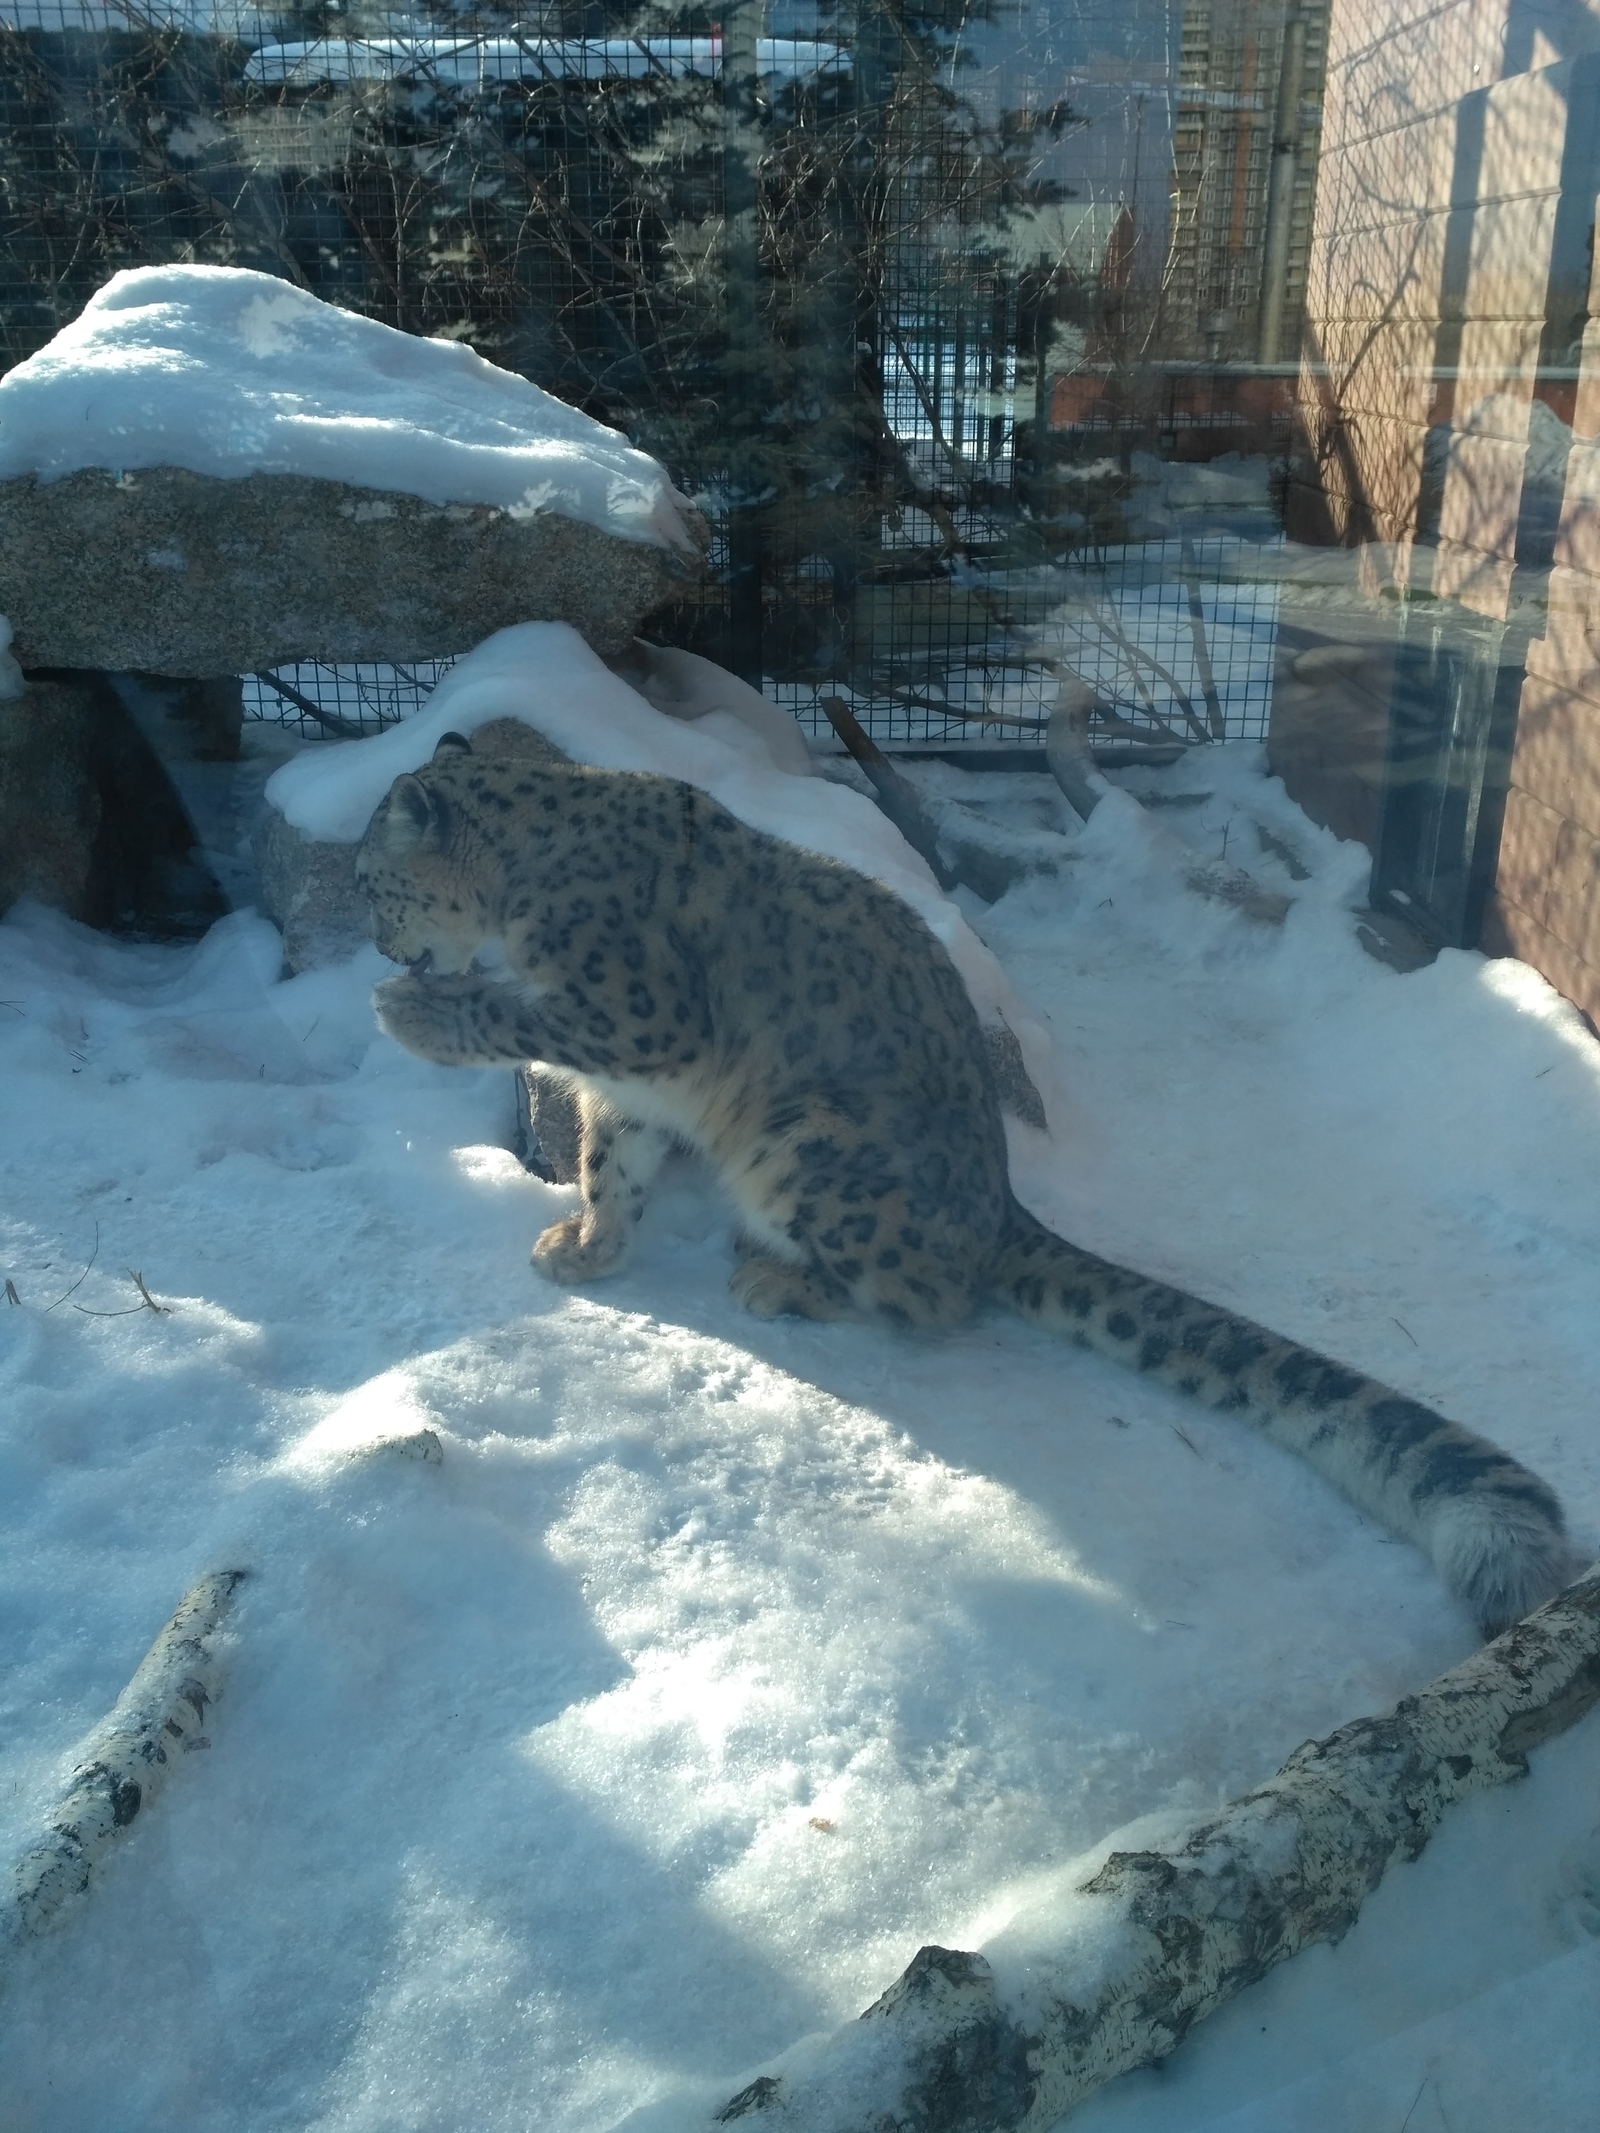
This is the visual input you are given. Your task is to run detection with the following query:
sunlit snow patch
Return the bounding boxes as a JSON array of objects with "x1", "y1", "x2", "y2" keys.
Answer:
[
  {"x1": 287, "y1": 1368, "x2": 447, "y2": 1469},
  {"x1": 451, "y1": 1143, "x2": 552, "y2": 1194},
  {"x1": 1479, "y1": 953, "x2": 1600, "y2": 1071}
]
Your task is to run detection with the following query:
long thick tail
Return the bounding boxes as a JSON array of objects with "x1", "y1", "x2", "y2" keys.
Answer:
[{"x1": 996, "y1": 1207, "x2": 1569, "y2": 1636}]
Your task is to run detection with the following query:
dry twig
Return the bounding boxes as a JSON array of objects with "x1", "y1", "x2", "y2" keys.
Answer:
[
  {"x1": 74, "y1": 1269, "x2": 172, "y2": 1318},
  {"x1": 43, "y1": 1222, "x2": 99, "y2": 1312}
]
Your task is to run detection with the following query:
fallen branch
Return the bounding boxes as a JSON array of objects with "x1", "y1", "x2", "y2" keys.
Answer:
[
  {"x1": 1041, "y1": 683, "x2": 1288, "y2": 923},
  {"x1": 253, "y1": 671, "x2": 369, "y2": 741},
  {"x1": 1182, "y1": 859, "x2": 1291, "y2": 927},
  {"x1": 818, "y1": 695, "x2": 959, "y2": 891},
  {"x1": 710, "y1": 1562, "x2": 1600, "y2": 2131},
  {"x1": 1043, "y1": 673, "x2": 1111, "y2": 824},
  {"x1": 3, "y1": 1570, "x2": 247, "y2": 1954},
  {"x1": 1078, "y1": 595, "x2": 1209, "y2": 745},
  {"x1": 1178, "y1": 534, "x2": 1227, "y2": 740},
  {"x1": 127, "y1": 1270, "x2": 169, "y2": 1315},
  {"x1": 819, "y1": 696, "x2": 1049, "y2": 905},
  {"x1": 1253, "y1": 820, "x2": 1312, "y2": 881}
]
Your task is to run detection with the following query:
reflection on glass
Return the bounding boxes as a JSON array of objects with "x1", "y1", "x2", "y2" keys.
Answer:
[{"x1": 1, "y1": 0, "x2": 1598, "y2": 1009}]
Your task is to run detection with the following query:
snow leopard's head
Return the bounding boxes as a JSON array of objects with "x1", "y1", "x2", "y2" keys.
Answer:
[{"x1": 356, "y1": 732, "x2": 494, "y2": 976}]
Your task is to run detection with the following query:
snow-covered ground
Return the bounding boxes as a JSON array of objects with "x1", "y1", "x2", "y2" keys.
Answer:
[{"x1": 2, "y1": 735, "x2": 1598, "y2": 2130}]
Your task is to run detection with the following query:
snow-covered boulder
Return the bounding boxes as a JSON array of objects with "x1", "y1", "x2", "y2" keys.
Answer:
[{"x1": 0, "y1": 267, "x2": 707, "y2": 674}]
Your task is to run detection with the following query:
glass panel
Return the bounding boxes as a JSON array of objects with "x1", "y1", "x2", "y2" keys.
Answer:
[
  {"x1": 2, "y1": 0, "x2": 1597, "y2": 996},
  {"x1": 5, "y1": 10, "x2": 1600, "y2": 2127}
]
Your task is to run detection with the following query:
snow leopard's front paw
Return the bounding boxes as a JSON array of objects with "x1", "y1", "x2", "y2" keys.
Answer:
[
  {"x1": 532, "y1": 1214, "x2": 630, "y2": 1284},
  {"x1": 372, "y1": 972, "x2": 436, "y2": 1051},
  {"x1": 371, "y1": 972, "x2": 478, "y2": 1062},
  {"x1": 373, "y1": 971, "x2": 524, "y2": 1066}
]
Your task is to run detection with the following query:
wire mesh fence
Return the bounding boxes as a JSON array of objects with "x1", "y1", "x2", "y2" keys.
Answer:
[
  {"x1": 0, "y1": 0, "x2": 1289, "y2": 755},
  {"x1": 243, "y1": 660, "x2": 456, "y2": 737},
  {"x1": 238, "y1": 531, "x2": 1281, "y2": 748},
  {"x1": 1045, "y1": 533, "x2": 1281, "y2": 744}
]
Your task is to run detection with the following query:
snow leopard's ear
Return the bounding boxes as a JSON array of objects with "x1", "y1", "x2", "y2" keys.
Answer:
[
  {"x1": 373, "y1": 773, "x2": 451, "y2": 857},
  {"x1": 433, "y1": 731, "x2": 472, "y2": 760}
]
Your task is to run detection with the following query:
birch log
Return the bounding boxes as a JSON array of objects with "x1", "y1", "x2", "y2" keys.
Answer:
[
  {"x1": 3, "y1": 1569, "x2": 246, "y2": 1952},
  {"x1": 1043, "y1": 676, "x2": 1111, "y2": 825},
  {"x1": 712, "y1": 1562, "x2": 1600, "y2": 2131}
]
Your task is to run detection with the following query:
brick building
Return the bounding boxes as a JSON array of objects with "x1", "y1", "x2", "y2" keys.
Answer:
[
  {"x1": 1281, "y1": 0, "x2": 1600, "y2": 1026},
  {"x1": 1166, "y1": 0, "x2": 1330, "y2": 362}
]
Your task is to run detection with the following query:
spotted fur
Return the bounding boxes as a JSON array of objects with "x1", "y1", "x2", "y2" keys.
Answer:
[{"x1": 357, "y1": 728, "x2": 1569, "y2": 1635}]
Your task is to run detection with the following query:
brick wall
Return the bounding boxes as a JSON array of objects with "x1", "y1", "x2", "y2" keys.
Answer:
[{"x1": 1288, "y1": 0, "x2": 1600, "y2": 1025}]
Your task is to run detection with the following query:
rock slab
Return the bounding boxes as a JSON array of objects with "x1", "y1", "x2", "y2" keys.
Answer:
[
  {"x1": 0, "y1": 467, "x2": 706, "y2": 675},
  {"x1": 514, "y1": 1066, "x2": 583, "y2": 1184},
  {"x1": 254, "y1": 805, "x2": 370, "y2": 973}
]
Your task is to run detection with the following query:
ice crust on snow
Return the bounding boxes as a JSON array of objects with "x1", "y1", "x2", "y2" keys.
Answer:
[
  {"x1": 265, "y1": 622, "x2": 1053, "y2": 1077},
  {"x1": 0, "y1": 266, "x2": 695, "y2": 551}
]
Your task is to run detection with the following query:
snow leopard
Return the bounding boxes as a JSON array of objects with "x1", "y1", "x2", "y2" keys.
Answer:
[{"x1": 355, "y1": 725, "x2": 1569, "y2": 1636}]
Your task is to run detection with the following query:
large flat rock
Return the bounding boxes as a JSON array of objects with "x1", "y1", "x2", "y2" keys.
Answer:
[
  {"x1": 0, "y1": 467, "x2": 706, "y2": 674},
  {"x1": 253, "y1": 803, "x2": 369, "y2": 973}
]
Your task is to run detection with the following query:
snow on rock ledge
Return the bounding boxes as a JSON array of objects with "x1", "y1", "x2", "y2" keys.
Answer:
[
  {"x1": 0, "y1": 266, "x2": 696, "y2": 544},
  {"x1": 0, "y1": 267, "x2": 705, "y2": 672}
]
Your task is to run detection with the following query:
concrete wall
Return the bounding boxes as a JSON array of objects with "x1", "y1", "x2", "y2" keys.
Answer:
[{"x1": 1288, "y1": 0, "x2": 1600, "y2": 1024}]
